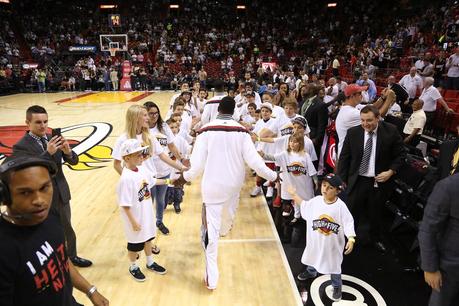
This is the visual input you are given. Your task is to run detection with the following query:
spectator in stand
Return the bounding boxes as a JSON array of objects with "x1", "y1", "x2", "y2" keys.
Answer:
[
  {"x1": 433, "y1": 51, "x2": 447, "y2": 89},
  {"x1": 332, "y1": 56, "x2": 340, "y2": 77},
  {"x1": 110, "y1": 68, "x2": 118, "y2": 91},
  {"x1": 37, "y1": 69, "x2": 46, "y2": 93},
  {"x1": 403, "y1": 99, "x2": 426, "y2": 147},
  {"x1": 336, "y1": 84, "x2": 366, "y2": 158},
  {"x1": 419, "y1": 53, "x2": 435, "y2": 81},
  {"x1": 302, "y1": 85, "x2": 328, "y2": 157},
  {"x1": 399, "y1": 67, "x2": 423, "y2": 110},
  {"x1": 419, "y1": 77, "x2": 454, "y2": 129},
  {"x1": 336, "y1": 76, "x2": 348, "y2": 93},
  {"x1": 446, "y1": 48, "x2": 459, "y2": 90},
  {"x1": 356, "y1": 72, "x2": 376, "y2": 102},
  {"x1": 387, "y1": 75, "x2": 409, "y2": 107}
]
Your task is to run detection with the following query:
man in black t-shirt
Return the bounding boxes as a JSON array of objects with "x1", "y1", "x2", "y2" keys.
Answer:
[{"x1": 0, "y1": 156, "x2": 109, "y2": 306}]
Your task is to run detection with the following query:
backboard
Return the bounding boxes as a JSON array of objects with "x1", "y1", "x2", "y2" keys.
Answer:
[{"x1": 99, "y1": 34, "x2": 128, "y2": 53}]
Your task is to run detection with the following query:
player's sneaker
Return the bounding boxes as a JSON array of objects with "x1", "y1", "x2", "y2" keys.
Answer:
[
  {"x1": 250, "y1": 186, "x2": 262, "y2": 197},
  {"x1": 266, "y1": 186, "x2": 274, "y2": 198},
  {"x1": 129, "y1": 267, "x2": 146, "y2": 282},
  {"x1": 282, "y1": 205, "x2": 292, "y2": 217},
  {"x1": 146, "y1": 262, "x2": 167, "y2": 275},
  {"x1": 297, "y1": 270, "x2": 317, "y2": 281},
  {"x1": 332, "y1": 286, "x2": 342, "y2": 301},
  {"x1": 157, "y1": 222, "x2": 170, "y2": 235}
]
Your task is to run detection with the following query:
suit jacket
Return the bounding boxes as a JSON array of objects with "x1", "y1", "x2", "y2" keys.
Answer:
[
  {"x1": 303, "y1": 96, "x2": 328, "y2": 147},
  {"x1": 437, "y1": 139, "x2": 459, "y2": 180},
  {"x1": 338, "y1": 121, "x2": 405, "y2": 194},
  {"x1": 12, "y1": 132, "x2": 79, "y2": 205},
  {"x1": 418, "y1": 174, "x2": 459, "y2": 276}
]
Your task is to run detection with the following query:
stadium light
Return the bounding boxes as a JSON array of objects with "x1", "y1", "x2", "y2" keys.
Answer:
[
  {"x1": 236, "y1": 5, "x2": 246, "y2": 10},
  {"x1": 0, "y1": 0, "x2": 11, "y2": 3},
  {"x1": 170, "y1": 4, "x2": 179, "y2": 9},
  {"x1": 100, "y1": 4, "x2": 117, "y2": 9},
  {"x1": 327, "y1": 3, "x2": 337, "y2": 7}
]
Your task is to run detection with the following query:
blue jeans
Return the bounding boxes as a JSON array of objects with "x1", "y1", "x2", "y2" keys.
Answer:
[
  {"x1": 307, "y1": 266, "x2": 342, "y2": 289},
  {"x1": 151, "y1": 174, "x2": 169, "y2": 225},
  {"x1": 166, "y1": 186, "x2": 184, "y2": 208},
  {"x1": 38, "y1": 81, "x2": 45, "y2": 93}
]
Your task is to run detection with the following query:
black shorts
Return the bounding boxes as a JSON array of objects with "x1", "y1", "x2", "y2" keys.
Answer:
[{"x1": 127, "y1": 236, "x2": 155, "y2": 252}]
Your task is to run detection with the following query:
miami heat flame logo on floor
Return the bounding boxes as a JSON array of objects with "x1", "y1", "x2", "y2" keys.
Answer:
[{"x1": 0, "y1": 123, "x2": 113, "y2": 171}]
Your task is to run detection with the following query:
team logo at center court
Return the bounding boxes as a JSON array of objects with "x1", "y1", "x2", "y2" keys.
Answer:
[
  {"x1": 309, "y1": 274, "x2": 387, "y2": 306},
  {"x1": 312, "y1": 214, "x2": 340, "y2": 236},
  {"x1": 0, "y1": 123, "x2": 113, "y2": 171},
  {"x1": 286, "y1": 162, "x2": 307, "y2": 176}
]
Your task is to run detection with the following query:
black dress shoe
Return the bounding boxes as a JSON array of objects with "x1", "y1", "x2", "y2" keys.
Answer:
[
  {"x1": 373, "y1": 241, "x2": 387, "y2": 253},
  {"x1": 71, "y1": 256, "x2": 93, "y2": 268}
]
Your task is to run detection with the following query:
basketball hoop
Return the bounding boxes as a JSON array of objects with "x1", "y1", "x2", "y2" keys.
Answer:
[{"x1": 109, "y1": 48, "x2": 117, "y2": 57}]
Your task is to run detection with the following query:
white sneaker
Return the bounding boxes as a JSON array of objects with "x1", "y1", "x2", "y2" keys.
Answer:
[
  {"x1": 266, "y1": 186, "x2": 274, "y2": 198},
  {"x1": 250, "y1": 186, "x2": 262, "y2": 197}
]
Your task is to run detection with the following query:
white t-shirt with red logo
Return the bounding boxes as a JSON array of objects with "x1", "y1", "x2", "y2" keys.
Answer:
[
  {"x1": 116, "y1": 166, "x2": 157, "y2": 243},
  {"x1": 300, "y1": 196, "x2": 355, "y2": 274},
  {"x1": 274, "y1": 151, "x2": 317, "y2": 200},
  {"x1": 150, "y1": 123, "x2": 176, "y2": 177}
]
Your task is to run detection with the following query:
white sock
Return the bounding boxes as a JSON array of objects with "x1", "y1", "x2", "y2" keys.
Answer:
[
  {"x1": 146, "y1": 255, "x2": 154, "y2": 266},
  {"x1": 130, "y1": 261, "x2": 138, "y2": 271}
]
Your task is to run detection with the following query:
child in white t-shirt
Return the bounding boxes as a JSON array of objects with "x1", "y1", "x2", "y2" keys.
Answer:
[
  {"x1": 287, "y1": 173, "x2": 355, "y2": 301},
  {"x1": 165, "y1": 118, "x2": 191, "y2": 213},
  {"x1": 116, "y1": 139, "x2": 172, "y2": 282},
  {"x1": 261, "y1": 132, "x2": 318, "y2": 223}
]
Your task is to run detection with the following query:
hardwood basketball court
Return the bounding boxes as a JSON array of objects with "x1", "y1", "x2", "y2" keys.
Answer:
[{"x1": 0, "y1": 91, "x2": 302, "y2": 306}]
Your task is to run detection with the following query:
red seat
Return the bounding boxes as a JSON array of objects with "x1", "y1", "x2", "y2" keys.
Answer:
[{"x1": 444, "y1": 90, "x2": 459, "y2": 99}]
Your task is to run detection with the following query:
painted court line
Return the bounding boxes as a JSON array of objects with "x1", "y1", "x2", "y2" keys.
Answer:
[
  {"x1": 260, "y1": 197, "x2": 304, "y2": 306},
  {"x1": 54, "y1": 92, "x2": 95, "y2": 103},
  {"x1": 127, "y1": 91, "x2": 153, "y2": 102},
  {"x1": 219, "y1": 238, "x2": 277, "y2": 244}
]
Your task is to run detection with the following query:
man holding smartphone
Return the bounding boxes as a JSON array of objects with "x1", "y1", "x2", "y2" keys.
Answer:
[{"x1": 12, "y1": 105, "x2": 92, "y2": 268}]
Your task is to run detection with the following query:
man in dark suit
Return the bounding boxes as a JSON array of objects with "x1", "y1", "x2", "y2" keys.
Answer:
[
  {"x1": 12, "y1": 105, "x2": 92, "y2": 267},
  {"x1": 437, "y1": 125, "x2": 459, "y2": 180},
  {"x1": 302, "y1": 85, "x2": 328, "y2": 156},
  {"x1": 418, "y1": 174, "x2": 459, "y2": 306},
  {"x1": 338, "y1": 105, "x2": 405, "y2": 252}
]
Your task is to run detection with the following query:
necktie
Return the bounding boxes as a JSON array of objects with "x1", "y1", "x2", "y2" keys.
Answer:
[
  {"x1": 359, "y1": 131, "x2": 374, "y2": 175},
  {"x1": 451, "y1": 146, "x2": 459, "y2": 175},
  {"x1": 39, "y1": 137, "x2": 48, "y2": 152}
]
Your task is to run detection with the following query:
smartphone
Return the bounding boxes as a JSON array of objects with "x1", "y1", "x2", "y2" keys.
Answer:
[{"x1": 52, "y1": 128, "x2": 61, "y2": 138}]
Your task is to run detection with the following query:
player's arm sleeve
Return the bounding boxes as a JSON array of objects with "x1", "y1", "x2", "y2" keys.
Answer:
[
  {"x1": 418, "y1": 180, "x2": 451, "y2": 272},
  {"x1": 201, "y1": 105, "x2": 211, "y2": 125},
  {"x1": 183, "y1": 134, "x2": 208, "y2": 182},
  {"x1": 242, "y1": 134, "x2": 277, "y2": 181}
]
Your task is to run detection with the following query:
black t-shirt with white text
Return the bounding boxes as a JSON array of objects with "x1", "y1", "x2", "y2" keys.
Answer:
[{"x1": 0, "y1": 213, "x2": 75, "y2": 306}]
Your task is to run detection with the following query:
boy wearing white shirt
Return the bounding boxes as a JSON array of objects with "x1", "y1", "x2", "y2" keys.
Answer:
[
  {"x1": 116, "y1": 139, "x2": 169, "y2": 282},
  {"x1": 287, "y1": 174, "x2": 355, "y2": 302}
]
